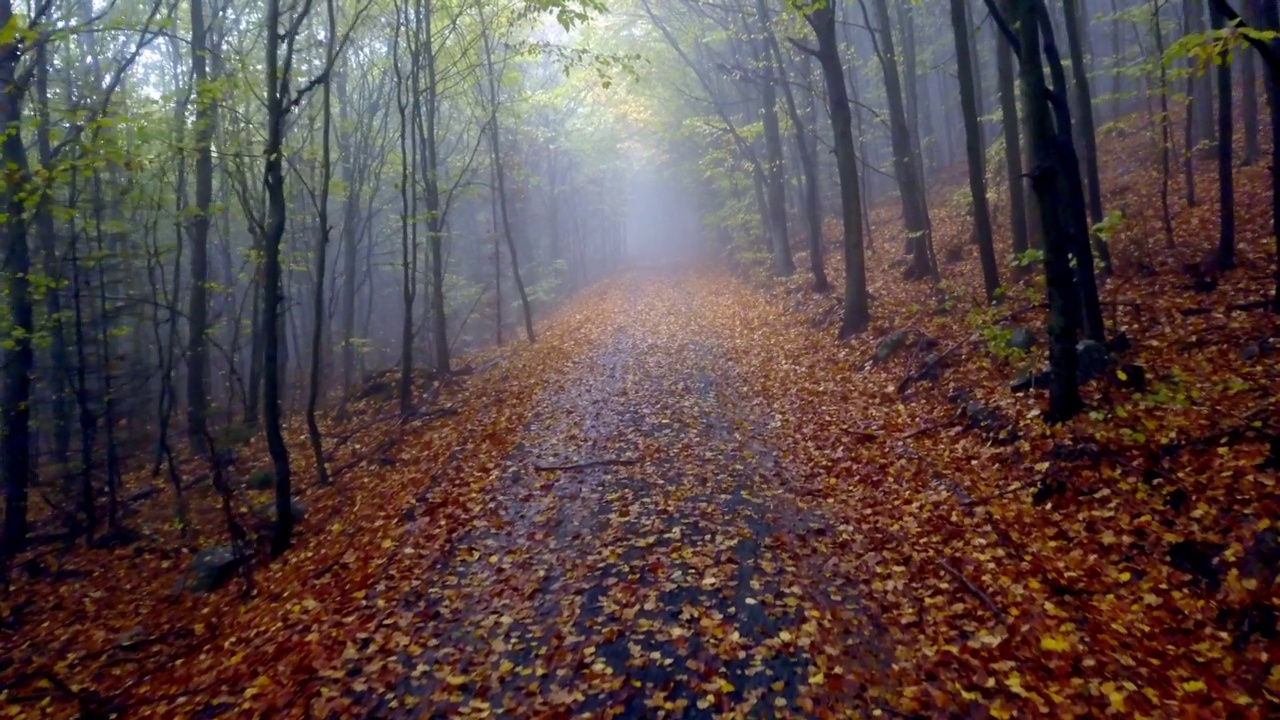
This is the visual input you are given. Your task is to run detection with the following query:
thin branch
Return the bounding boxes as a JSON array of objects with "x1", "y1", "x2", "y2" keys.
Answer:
[{"x1": 533, "y1": 458, "x2": 640, "y2": 472}]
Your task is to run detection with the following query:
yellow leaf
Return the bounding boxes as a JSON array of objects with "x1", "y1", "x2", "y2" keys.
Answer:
[
  {"x1": 1181, "y1": 680, "x2": 1207, "y2": 693},
  {"x1": 446, "y1": 674, "x2": 468, "y2": 687},
  {"x1": 1040, "y1": 635, "x2": 1071, "y2": 652}
]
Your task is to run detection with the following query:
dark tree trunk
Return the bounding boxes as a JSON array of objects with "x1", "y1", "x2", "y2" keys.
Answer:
[
  {"x1": 264, "y1": 0, "x2": 295, "y2": 557},
  {"x1": 953, "y1": 0, "x2": 1000, "y2": 301},
  {"x1": 1242, "y1": 2, "x2": 1260, "y2": 165},
  {"x1": 419, "y1": 0, "x2": 449, "y2": 375},
  {"x1": 1110, "y1": 0, "x2": 1124, "y2": 119},
  {"x1": 990, "y1": 0, "x2": 1082, "y2": 420},
  {"x1": 756, "y1": 31, "x2": 795, "y2": 277},
  {"x1": 765, "y1": 10, "x2": 828, "y2": 292},
  {"x1": 186, "y1": 0, "x2": 215, "y2": 454},
  {"x1": 964, "y1": 0, "x2": 986, "y2": 148},
  {"x1": 804, "y1": 7, "x2": 869, "y2": 337},
  {"x1": 393, "y1": 14, "x2": 416, "y2": 417},
  {"x1": 864, "y1": 0, "x2": 935, "y2": 280},
  {"x1": 898, "y1": 0, "x2": 925, "y2": 175},
  {"x1": 1036, "y1": 3, "x2": 1106, "y2": 344},
  {"x1": 306, "y1": 0, "x2": 336, "y2": 488},
  {"x1": 996, "y1": 0, "x2": 1030, "y2": 259},
  {"x1": 1153, "y1": 0, "x2": 1175, "y2": 245},
  {"x1": 1263, "y1": 1, "x2": 1280, "y2": 310},
  {"x1": 1188, "y1": 0, "x2": 1216, "y2": 153},
  {"x1": 1183, "y1": 6, "x2": 1198, "y2": 207},
  {"x1": 33, "y1": 45, "x2": 72, "y2": 472},
  {"x1": 1210, "y1": 2, "x2": 1236, "y2": 269},
  {"x1": 1064, "y1": 0, "x2": 1113, "y2": 276},
  {"x1": 1023, "y1": 1, "x2": 1081, "y2": 420},
  {"x1": 1206, "y1": 0, "x2": 1280, "y2": 309},
  {"x1": 336, "y1": 68, "x2": 361, "y2": 404},
  {"x1": 1, "y1": 5, "x2": 34, "y2": 553}
]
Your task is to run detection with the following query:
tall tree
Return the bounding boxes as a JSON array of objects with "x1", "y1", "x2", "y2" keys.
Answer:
[
  {"x1": 1152, "y1": 0, "x2": 1175, "y2": 245},
  {"x1": 1209, "y1": 1, "x2": 1236, "y2": 269},
  {"x1": 1064, "y1": 0, "x2": 1113, "y2": 276},
  {"x1": 953, "y1": 0, "x2": 1000, "y2": 301},
  {"x1": 186, "y1": 0, "x2": 216, "y2": 454},
  {"x1": 1, "y1": 0, "x2": 36, "y2": 555},
  {"x1": 797, "y1": 2, "x2": 869, "y2": 336},
  {"x1": 861, "y1": 0, "x2": 935, "y2": 280},
  {"x1": 1207, "y1": 0, "x2": 1279, "y2": 309},
  {"x1": 761, "y1": 0, "x2": 827, "y2": 291},
  {"x1": 1034, "y1": 3, "x2": 1106, "y2": 343},
  {"x1": 988, "y1": 0, "x2": 1083, "y2": 420},
  {"x1": 481, "y1": 13, "x2": 536, "y2": 342},
  {"x1": 751, "y1": 9, "x2": 796, "y2": 277},
  {"x1": 306, "y1": 0, "x2": 338, "y2": 488},
  {"x1": 1188, "y1": 0, "x2": 1216, "y2": 152},
  {"x1": 995, "y1": 0, "x2": 1030, "y2": 259}
]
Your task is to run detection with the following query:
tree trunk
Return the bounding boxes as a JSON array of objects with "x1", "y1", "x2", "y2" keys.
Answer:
[
  {"x1": 864, "y1": 0, "x2": 935, "y2": 280},
  {"x1": 336, "y1": 68, "x2": 361, "y2": 404},
  {"x1": 995, "y1": 0, "x2": 1030, "y2": 259},
  {"x1": 1242, "y1": 2, "x2": 1260, "y2": 165},
  {"x1": 1110, "y1": 0, "x2": 1124, "y2": 119},
  {"x1": 394, "y1": 11, "x2": 416, "y2": 417},
  {"x1": 418, "y1": 0, "x2": 449, "y2": 374},
  {"x1": 964, "y1": 0, "x2": 986, "y2": 148},
  {"x1": 1, "y1": 4, "x2": 34, "y2": 552},
  {"x1": 306, "y1": 0, "x2": 336, "y2": 488},
  {"x1": 1153, "y1": 0, "x2": 1175, "y2": 245},
  {"x1": 1036, "y1": 3, "x2": 1106, "y2": 344},
  {"x1": 756, "y1": 32, "x2": 796, "y2": 277},
  {"x1": 1064, "y1": 0, "x2": 1113, "y2": 276},
  {"x1": 186, "y1": 0, "x2": 215, "y2": 455},
  {"x1": 264, "y1": 0, "x2": 294, "y2": 557},
  {"x1": 805, "y1": 7, "x2": 869, "y2": 337},
  {"x1": 481, "y1": 21, "x2": 535, "y2": 342},
  {"x1": 33, "y1": 45, "x2": 72, "y2": 472},
  {"x1": 1183, "y1": 9, "x2": 1198, "y2": 207},
  {"x1": 765, "y1": 12, "x2": 828, "y2": 292},
  {"x1": 953, "y1": 0, "x2": 1000, "y2": 301},
  {"x1": 898, "y1": 0, "x2": 925, "y2": 175},
  {"x1": 1188, "y1": 0, "x2": 1217, "y2": 153},
  {"x1": 1210, "y1": 2, "x2": 1236, "y2": 268},
  {"x1": 1007, "y1": 0, "x2": 1083, "y2": 421}
]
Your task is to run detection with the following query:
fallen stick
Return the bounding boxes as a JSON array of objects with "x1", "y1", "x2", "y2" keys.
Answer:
[
  {"x1": 965, "y1": 475, "x2": 1041, "y2": 506},
  {"x1": 534, "y1": 458, "x2": 640, "y2": 472},
  {"x1": 1178, "y1": 299, "x2": 1271, "y2": 317},
  {"x1": 897, "y1": 334, "x2": 973, "y2": 394},
  {"x1": 902, "y1": 422, "x2": 945, "y2": 440},
  {"x1": 938, "y1": 559, "x2": 1005, "y2": 622}
]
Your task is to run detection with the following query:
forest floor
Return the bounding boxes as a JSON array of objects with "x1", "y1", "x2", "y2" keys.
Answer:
[{"x1": 4, "y1": 117, "x2": 1280, "y2": 718}]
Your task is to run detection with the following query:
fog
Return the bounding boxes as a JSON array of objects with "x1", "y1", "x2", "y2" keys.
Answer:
[{"x1": 623, "y1": 163, "x2": 706, "y2": 267}]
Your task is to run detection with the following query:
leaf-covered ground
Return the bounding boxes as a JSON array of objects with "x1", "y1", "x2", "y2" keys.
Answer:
[{"x1": 4, "y1": 118, "x2": 1280, "y2": 718}]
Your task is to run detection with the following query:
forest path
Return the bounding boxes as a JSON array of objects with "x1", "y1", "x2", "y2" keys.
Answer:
[{"x1": 356, "y1": 275, "x2": 890, "y2": 718}]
